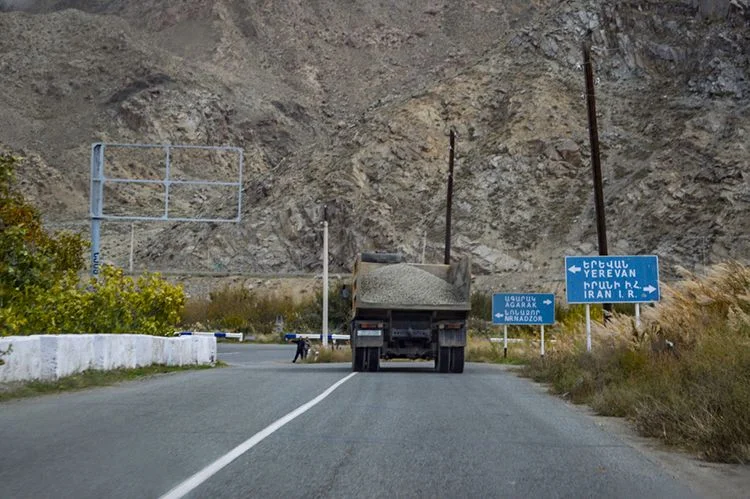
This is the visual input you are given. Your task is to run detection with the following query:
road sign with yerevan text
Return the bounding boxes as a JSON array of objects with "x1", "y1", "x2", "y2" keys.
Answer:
[
  {"x1": 492, "y1": 293, "x2": 555, "y2": 325},
  {"x1": 565, "y1": 255, "x2": 660, "y2": 304}
]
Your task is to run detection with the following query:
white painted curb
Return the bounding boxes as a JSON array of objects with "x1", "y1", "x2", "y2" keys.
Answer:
[{"x1": 0, "y1": 334, "x2": 216, "y2": 383}]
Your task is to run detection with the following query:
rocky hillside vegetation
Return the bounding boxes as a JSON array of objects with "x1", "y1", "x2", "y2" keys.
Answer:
[{"x1": 0, "y1": 0, "x2": 748, "y2": 291}]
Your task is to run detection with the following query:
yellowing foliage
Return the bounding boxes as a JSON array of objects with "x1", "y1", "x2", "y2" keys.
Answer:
[{"x1": 1, "y1": 153, "x2": 184, "y2": 336}]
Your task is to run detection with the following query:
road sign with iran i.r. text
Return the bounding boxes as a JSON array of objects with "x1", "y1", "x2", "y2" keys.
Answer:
[{"x1": 565, "y1": 255, "x2": 660, "y2": 304}]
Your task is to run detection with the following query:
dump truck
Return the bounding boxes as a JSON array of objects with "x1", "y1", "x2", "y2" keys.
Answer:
[{"x1": 349, "y1": 252, "x2": 471, "y2": 373}]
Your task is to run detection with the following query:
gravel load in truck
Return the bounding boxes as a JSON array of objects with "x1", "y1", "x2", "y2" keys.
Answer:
[{"x1": 357, "y1": 263, "x2": 464, "y2": 306}]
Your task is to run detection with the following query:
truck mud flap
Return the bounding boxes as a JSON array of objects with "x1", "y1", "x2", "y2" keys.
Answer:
[{"x1": 438, "y1": 329, "x2": 466, "y2": 347}]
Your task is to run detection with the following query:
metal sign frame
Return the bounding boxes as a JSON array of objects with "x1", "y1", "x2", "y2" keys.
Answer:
[{"x1": 89, "y1": 143, "x2": 244, "y2": 275}]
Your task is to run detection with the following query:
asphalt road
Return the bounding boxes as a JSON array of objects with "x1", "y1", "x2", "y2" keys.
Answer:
[{"x1": 0, "y1": 344, "x2": 714, "y2": 498}]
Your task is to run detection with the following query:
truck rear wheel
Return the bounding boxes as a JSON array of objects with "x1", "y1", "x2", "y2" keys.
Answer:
[
  {"x1": 437, "y1": 347, "x2": 451, "y2": 373},
  {"x1": 353, "y1": 347, "x2": 366, "y2": 372},
  {"x1": 450, "y1": 347, "x2": 465, "y2": 373},
  {"x1": 367, "y1": 347, "x2": 380, "y2": 372}
]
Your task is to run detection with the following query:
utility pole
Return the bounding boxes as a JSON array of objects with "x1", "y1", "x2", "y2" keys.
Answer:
[
  {"x1": 128, "y1": 223, "x2": 135, "y2": 273},
  {"x1": 444, "y1": 129, "x2": 455, "y2": 265},
  {"x1": 322, "y1": 204, "x2": 329, "y2": 348},
  {"x1": 582, "y1": 33, "x2": 612, "y2": 318}
]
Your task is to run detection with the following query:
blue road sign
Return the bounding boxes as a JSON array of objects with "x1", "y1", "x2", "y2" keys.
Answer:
[
  {"x1": 492, "y1": 293, "x2": 555, "y2": 325},
  {"x1": 565, "y1": 255, "x2": 660, "y2": 304}
]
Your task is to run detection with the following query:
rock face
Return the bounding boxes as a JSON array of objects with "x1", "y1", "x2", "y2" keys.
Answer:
[{"x1": 0, "y1": 1, "x2": 748, "y2": 292}]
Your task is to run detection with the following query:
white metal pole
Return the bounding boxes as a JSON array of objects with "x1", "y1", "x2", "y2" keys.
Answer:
[
  {"x1": 541, "y1": 325, "x2": 545, "y2": 358},
  {"x1": 322, "y1": 220, "x2": 329, "y2": 348},
  {"x1": 421, "y1": 230, "x2": 427, "y2": 264},
  {"x1": 635, "y1": 303, "x2": 641, "y2": 329},
  {"x1": 129, "y1": 223, "x2": 135, "y2": 273},
  {"x1": 503, "y1": 325, "x2": 508, "y2": 358},
  {"x1": 90, "y1": 143, "x2": 104, "y2": 277},
  {"x1": 586, "y1": 304, "x2": 592, "y2": 352}
]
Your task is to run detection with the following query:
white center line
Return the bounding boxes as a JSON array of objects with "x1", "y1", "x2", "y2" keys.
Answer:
[{"x1": 159, "y1": 372, "x2": 358, "y2": 499}]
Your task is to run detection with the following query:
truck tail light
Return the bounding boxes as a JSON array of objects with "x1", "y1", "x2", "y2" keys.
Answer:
[
  {"x1": 439, "y1": 322, "x2": 463, "y2": 330},
  {"x1": 359, "y1": 322, "x2": 384, "y2": 329}
]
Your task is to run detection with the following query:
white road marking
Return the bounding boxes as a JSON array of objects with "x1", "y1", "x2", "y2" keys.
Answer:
[{"x1": 159, "y1": 372, "x2": 358, "y2": 499}]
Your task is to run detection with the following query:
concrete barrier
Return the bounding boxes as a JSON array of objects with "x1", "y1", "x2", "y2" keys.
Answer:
[{"x1": 0, "y1": 334, "x2": 216, "y2": 383}]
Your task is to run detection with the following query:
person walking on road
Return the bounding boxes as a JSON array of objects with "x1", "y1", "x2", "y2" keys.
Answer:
[
  {"x1": 292, "y1": 338, "x2": 305, "y2": 363},
  {"x1": 303, "y1": 339, "x2": 311, "y2": 359}
]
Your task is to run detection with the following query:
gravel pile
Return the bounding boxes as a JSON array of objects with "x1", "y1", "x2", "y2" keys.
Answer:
[{"x1": 358, "y1": 263, "x2": 465, "y2": 306}]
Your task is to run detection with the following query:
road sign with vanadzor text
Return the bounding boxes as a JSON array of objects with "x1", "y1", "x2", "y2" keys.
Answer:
[
  {"x1": 492, "y1": 293, "x2": 555, "y2": 325},
  {"x1": 565, "y1": 255, "x2": 660, "y2": 304}
]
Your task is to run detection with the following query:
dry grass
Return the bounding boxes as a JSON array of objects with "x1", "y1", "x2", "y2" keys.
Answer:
[
  {"x1": 250, "y1": 333, "x2": 284, "y2": 344},
  {"x1": 522, "y1": 262, "x2": 750, "y2": 463},
  {"x1": 465, "y1": 333, "x2": 534, "y2": 364},
  {"x1": 304, "y1": 346, "x2": 352, "y2": 363},
  {"x1": 181, "y1": 282, "x2": 352, "y2": 337}
]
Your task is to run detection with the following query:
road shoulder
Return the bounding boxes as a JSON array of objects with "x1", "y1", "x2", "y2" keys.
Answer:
[{"x1": 504, "y1": 363, "x2": 750, "y2": 499}]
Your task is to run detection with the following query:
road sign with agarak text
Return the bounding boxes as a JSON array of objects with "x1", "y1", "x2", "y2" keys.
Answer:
[
  {"x1": 492, "y1": 293, "x2": 555, "y2": 325},
  {"x1": 565, "y1": 255, "x2": 660, "y2": 304}
]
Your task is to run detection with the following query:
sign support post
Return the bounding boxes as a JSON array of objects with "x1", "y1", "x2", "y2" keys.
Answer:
[
  {"x1": 585, "y1": 304, "x2": 592, "y2": 352},
  {"x1": 90, "y1": 144, "x2": 104, "y2": 277},
  {"x1": 635, "y1": 303, "x2": 641, "y2": 329},
  {"x1": 503, "y1": 325, "x2": 508, "y2": 358},
  {"x1": 128, "y1": 223, "x2": 135, "y2": 273},
  {"x1": 541, "y1": 325, "x2": 545, "y2": 358}
]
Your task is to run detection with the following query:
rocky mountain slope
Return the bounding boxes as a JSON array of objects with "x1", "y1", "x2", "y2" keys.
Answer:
[{"x1": 1, "y1": 0, "x2": 748, "y2": 292}]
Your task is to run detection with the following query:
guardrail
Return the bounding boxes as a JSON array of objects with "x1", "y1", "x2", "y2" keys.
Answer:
[
  {"x1": 177, "y1": 331, "x2": 244, "y2": 342},
  {"x1": 284, "y1": 333, "x2": 350, "y2": 341},
  {"x1": 489, "y1": 338, "x2": 557, "y2": 344}
]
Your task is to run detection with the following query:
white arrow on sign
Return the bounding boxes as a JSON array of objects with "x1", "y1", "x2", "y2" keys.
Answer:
[
  {"x1": 643, "y1": 285, "x2": 657, "y2": 294},
  {"x1": 568, "y1": 265, "x2": 582, "y2": 274},
  {"x1": 543, "y1": 299, "x2": 552, "y2": 305},
  {"x1": 495, "y1": 313, "x2": 503, "y2": 318}
]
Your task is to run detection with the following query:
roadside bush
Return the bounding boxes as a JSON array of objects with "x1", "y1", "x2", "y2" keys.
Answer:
[
  {"x1": 465, "y1": 334, "x2": 505, "y2": 363},
  {"x1": 181, "y1": 281, "x2": 352, "y2": 337},
  {"x1": 0, "y1": 266, "x2": 184, "y2": 335},
  {"x1": 304, "y1": 346, "x2": 352, "y2": 363},
  {"x1": 1, "y1": 153, "x2": 184, "y2": 336},
  {"x1": 470, "y1": 291, "x2": 492, "y2": 321}
]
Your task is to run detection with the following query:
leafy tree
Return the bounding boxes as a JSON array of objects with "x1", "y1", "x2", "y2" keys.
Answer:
[
  {"x1": 0, "y1": 153, "x2": 184, "y2": 336},
  {"x1": 0, "y1": 153, "x2": 85, "y2": 305}
]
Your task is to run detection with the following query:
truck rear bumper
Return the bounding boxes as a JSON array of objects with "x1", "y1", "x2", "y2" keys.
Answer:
[{"x1": 438, "y1": 329, "x2": 466, "y2": 347}]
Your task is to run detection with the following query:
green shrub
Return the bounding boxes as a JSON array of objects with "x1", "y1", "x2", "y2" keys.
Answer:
[
  {"x1": 470, "y1": 291, "x2": 492, "y2": 321},
  {"x1": 1, "y1": 153, "x2": 184, "y2": 336},
  {"x1": 181, "y1": 281, "x2": 352, "y2": 337},
  {"x1": 0, "y1": 266, "x2": 184, "y2": 335}
]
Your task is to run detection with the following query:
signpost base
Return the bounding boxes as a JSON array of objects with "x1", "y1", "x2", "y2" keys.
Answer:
[
  {"x1": 541, "y1": 325, "x2": 545, "y2": 358},
  {"x1": 503, "y1": 325, "x2": 508, "y2": 359}
]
